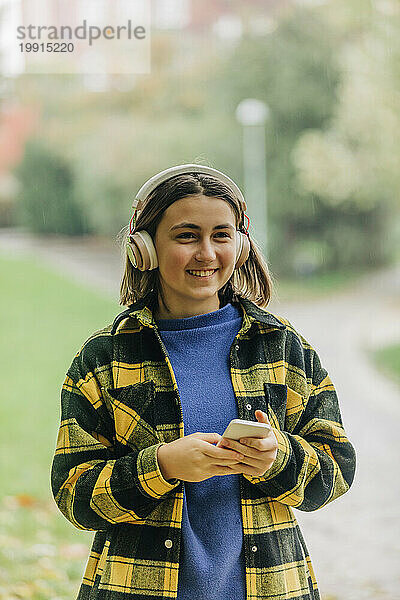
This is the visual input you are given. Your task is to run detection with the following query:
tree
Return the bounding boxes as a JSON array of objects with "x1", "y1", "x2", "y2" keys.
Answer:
[{"x1": 292, "y1": 1, "x2": 400, "y2": 267}]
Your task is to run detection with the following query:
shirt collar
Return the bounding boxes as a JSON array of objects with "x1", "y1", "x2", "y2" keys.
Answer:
[
  {"x1": 238, "y1": 297, "x2": 286, "y2": 332},
  {"x1": 111, "y1": 293, "x2": 286, "y2": 335}
]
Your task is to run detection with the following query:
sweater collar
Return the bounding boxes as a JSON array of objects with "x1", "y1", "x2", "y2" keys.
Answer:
[{"x1": 111, "y1": 293, "x2": 286, "y2": 335}]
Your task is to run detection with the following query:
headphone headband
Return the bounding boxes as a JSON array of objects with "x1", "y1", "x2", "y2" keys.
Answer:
[{"x1": 133, "y1": 164, "x2": 247, "y2": 213}]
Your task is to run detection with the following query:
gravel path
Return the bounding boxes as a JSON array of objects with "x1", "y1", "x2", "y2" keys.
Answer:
[{"x1": 1, "y1": 229, "x2": 399, "y2": 600}]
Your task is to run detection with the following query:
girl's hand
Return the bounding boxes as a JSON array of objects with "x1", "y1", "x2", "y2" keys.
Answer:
[
  {"x1": 157, "y1": 432, "x2": 246, "y2": 483},
  {"x1": 216, "y1": 410, "x2": 278, "y2": 477}
]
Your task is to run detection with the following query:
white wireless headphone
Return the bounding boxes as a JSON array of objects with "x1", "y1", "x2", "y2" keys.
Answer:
[{"x1": 126, "y1": 164, "x2": 250, "y2": 271}]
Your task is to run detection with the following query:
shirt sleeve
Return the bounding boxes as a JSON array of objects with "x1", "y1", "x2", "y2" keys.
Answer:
[
  {"x1": 242, "y1": 340, "x2": 356, "y2": 512},
  {"x1": 51, "y1": 354, "x2": 180, "y2": 531}
]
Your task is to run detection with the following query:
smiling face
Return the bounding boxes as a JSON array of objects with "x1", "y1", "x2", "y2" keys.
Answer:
[{"x1": 153, "y1": 194, "x2": 238, "y2": 319}]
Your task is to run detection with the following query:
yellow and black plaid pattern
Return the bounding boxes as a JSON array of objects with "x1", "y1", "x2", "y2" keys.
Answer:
[{"x1": 51, "y1": 295, "x2": 356, "y2": 600}]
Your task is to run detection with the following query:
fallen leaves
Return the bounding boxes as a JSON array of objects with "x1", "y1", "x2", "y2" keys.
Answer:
[{"x1": 0, "y1": 496, "x2": 90, "y2": 599}]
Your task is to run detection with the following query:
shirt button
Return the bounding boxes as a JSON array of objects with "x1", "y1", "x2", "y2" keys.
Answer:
[
  {"x1": 165, "y1": 539, "x2": 173, "y2": 549},
  {"x1": 235, "y1": 344, "x2": 240, "y2": 351},
  {"x1": 246, "y1": 403, "x2": 252, "y2": 411},
  {"x1": 251, "y1": 545, "x2": 258, "y2": 552}
]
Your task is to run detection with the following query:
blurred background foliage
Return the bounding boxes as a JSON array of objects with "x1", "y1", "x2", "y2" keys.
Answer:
[{"x1": 2, "y1": 0, "x2": 399, "y2": 277}]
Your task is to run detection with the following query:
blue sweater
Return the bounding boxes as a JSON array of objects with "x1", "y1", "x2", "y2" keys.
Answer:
[{"x1": 156, "y1": 302, "x2": 246, "y2": 600}]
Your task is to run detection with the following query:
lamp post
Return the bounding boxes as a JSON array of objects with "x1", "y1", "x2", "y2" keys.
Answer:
[{"x1": 235, "y1": 98, "x2": 270, "y2": 259}]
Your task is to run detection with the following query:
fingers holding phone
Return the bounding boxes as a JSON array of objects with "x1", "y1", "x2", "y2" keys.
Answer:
[
  {"x1": 157, "y1": 413, "x2": 278, "y2": 483},
  {"x1": 157, "y1": 432, "x2": 246, "y2": 483},
  {"x1": 216, "y1": 414, "x2": 278, "y2": 477}
]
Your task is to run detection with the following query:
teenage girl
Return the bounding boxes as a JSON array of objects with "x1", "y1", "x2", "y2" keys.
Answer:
[{"x1": 51, "y1": 164, "x2": 356, "y2": 600}]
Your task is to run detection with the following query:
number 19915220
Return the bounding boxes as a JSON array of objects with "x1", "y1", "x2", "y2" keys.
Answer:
[{"x1": 19, "y1": 42, "x2": 74, "y2": 52}]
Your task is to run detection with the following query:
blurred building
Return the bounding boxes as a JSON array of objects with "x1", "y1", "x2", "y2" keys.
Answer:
[
  {"x1": 153, "y1": 0, "x2": 292, "y2": 35},
  {"x1": 150, "y1": 0, "x2": 293, "y2": 76}
]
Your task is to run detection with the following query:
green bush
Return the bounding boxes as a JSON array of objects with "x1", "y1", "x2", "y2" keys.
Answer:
[{"x1": 15, "y1": 139, "x2": 89, "y2": 235}]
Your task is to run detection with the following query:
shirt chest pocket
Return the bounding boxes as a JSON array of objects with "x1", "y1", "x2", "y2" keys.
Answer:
[
  {"x1": 264, "y1": 382, "x2": 306, "y2": 432},
  {"x1": 101, "y1": 381, "x2": 159, "y2": 451}
]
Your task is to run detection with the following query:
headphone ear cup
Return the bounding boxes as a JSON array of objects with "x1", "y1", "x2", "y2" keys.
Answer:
[
  {"x1": 235, "y1": 231, "x2": 250, "y2": 270},
  {"x1": 127, "y1": 238, "x2": 142, "y2": 270},
  {"x1": 127, "y1": 231, "x2": 158, "y2": 271}
]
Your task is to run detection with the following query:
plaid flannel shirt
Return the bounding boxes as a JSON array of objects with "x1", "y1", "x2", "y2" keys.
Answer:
[{"x1": 51, "y1": 295, "x2": 356, "y2": 600}]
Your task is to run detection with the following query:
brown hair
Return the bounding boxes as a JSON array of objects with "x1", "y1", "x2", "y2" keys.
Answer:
[{"x1": 118, "y1": 172, "x2": 273, "y2": 309}]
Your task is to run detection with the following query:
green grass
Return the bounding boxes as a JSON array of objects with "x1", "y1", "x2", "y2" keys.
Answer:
[
  {"x1": 372, "y1": 343, "x2": 400, "y2": 386},
  {"x1": 0, "y1": 253, "x2": 119, "y2": 501},
  {"x1": 0, "y1": 253, "x2": 119, "y2": 597}
]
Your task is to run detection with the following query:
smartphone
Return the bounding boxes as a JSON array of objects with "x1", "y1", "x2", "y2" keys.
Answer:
[{"x1": 220, "y1": 418, "x2": 271, "y2": 441}]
